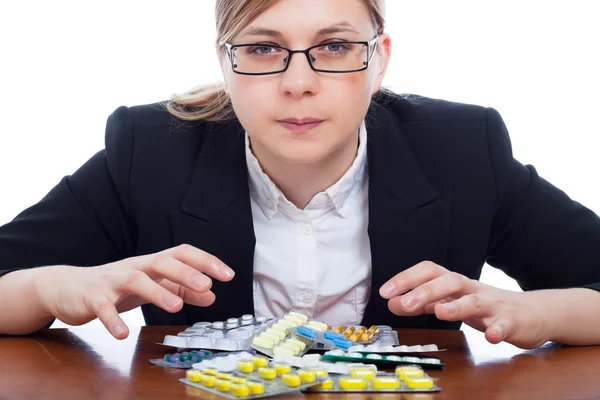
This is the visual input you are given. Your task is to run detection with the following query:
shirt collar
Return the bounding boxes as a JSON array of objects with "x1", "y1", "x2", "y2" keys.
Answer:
[{"x1": 245, "y1": 120, "x2": 368, "y2": 219}]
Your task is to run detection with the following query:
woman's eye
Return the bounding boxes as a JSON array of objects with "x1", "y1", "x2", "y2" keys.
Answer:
[{"x1": 249, "y1": 46, "x2": 275, "y2": 55}]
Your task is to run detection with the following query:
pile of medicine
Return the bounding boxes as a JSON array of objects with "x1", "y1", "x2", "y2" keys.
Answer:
[{"x1": 150, "y1": 312, "x2": 444, "y2": 398}]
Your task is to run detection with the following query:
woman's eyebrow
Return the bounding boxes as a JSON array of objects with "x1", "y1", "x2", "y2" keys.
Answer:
[{"x1": 240, "y1": 22, "x2": 360, "y2": 39}]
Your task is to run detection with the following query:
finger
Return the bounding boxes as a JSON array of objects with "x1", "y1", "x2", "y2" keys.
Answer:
[
  {"x1": 181, "y1": 288, "x2": 217, "y2": 307},
  {"x1": 396, "y1": 272, "x2": 475, "y2": 312},
  {"x1": 92, "y1": 298, "x2": 129, "y2": 339},
  {"x1": 146, "y1": 255, "x2": 214, "y2": 293},
  {"x1": 379, "y1": 261, "x2": 447, "y2": 299},
  {"x1": 166, "y1": 244, "x2": 235, "y2": 282},
  {"x1": 485, "y1": 323, "x2": 506, "y2": 344},
  {"x1": 118, "y1": 270, "x2": 184, "y2": 313},
  {"x1": 433, "y1": 293, "x2": 490, "y2": 322}
]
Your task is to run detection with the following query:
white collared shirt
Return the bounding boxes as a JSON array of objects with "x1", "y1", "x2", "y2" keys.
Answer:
[{"x1": 246, "y1": 121, "x2": 372, "y2": 326}]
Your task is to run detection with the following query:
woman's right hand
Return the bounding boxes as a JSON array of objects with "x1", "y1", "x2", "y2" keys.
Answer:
[{"x1": 34, "y1": 244, "x2": 234, "y2": 339}]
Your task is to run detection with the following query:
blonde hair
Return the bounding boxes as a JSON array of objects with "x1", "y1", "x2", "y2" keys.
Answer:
[{"x1": 167, "y1": 0, "x2": 387, "y2": 122}]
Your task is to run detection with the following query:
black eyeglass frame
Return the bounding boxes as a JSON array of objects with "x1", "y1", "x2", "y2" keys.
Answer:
[{"x1": 223, "y1": 35, "x2": 379, "y2": 76}]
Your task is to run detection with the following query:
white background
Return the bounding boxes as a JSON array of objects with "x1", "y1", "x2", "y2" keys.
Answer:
[{"x1": 1, "y1": 1, "x2": 598, "y2": 344}]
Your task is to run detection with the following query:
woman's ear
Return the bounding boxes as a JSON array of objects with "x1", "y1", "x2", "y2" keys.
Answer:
[
  {"x1": 216, "y1": 44, "x2": 230, "y2": 95},
  {"x1": 372, "y1": 33, "x2": 392, "y2": 94}
]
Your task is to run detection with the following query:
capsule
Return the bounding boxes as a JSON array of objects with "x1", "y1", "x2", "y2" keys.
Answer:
[
  {"x1": 405, "y1": 377, "x2": 434, "y2": 390},
  {"x1": 274, "y1": 363, "x2": 292, "y2": 375},
  {"x1": 333, "y1": 325, "x2": 345, "y2": 333},
  {"x1": 373, "y1": 376, "x2": 401, "y2": 389},
  {"x1": 252, "y1": 336, "x2": 276, "y2": 349},
  {"x1": 246, "y1": 381, "x2": 265, "y2": 395},
  {"x1": 186, "y1": 370, "x2": 202, "y2": 383},
  {"x1": 349, "y1": 332, "x2": 362, "y2": 343},
  {"x1": 258, "y1": 367, "x2": 277, "y2": 380},
  {"x1": 201, "y1": 374, "x2": 216, "y2": 388},
  {"x1": 231, "y1": 376, "x2": 247, "y2": 384},
  {"x1": 310, "y1": 369, "x2": 328, "y2": 378},
  {"x1": 297, "y1": 369, "x2": 317, "y2": 383},
  {"x1": 215, "y1": 379, "x2": 231, "y2": 392},
  {"x1": 202, "y1": 368, "x2": 217, "y2": 376},
  {"x1": 395, "y1": 366, "x2": 424, "y2": 380},
  {"x1": 310, "y1": 378, "x2": 334, "y2": 390},
  {"x1": 342, "y1": 327, "x2": 355, "y2": 338},
  {"x1": 237, "y1": 360, "x2": 254, "y2": 373},
  {"x1": 251, "y1": 356, "x2": 269, "y2": 368},
  {"x1": 216, "y1": 372, "x2": 232, "y2": 380},
  {"x1": 281, "y1": 373, "x2": 302, "y2": 387},
  {"x1": 360, "y1": 333, "x2": 372, "y2": 342},
  {"x1": 350, "y1": 367, "x2": 376, "y2": 381},
  {"x1": 339, "y1": 376, "x2": 368, "y2": 390},
  {"x1": 230, "y1": 383, "x2": 250, "y2": 398}
]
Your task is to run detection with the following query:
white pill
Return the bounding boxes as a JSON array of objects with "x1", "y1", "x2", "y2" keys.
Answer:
[
  {"x1": 366, "y1": 354, "x2": 383, "y2": 360},
  {"x1": 227, "y1": 329, "x2": 251, "y2": 340},
  {"x1": 204, "y1": 331, "x2": 224, "y2": 339},
  {"x1": 188, "y1": 336, "x2": 213, "y2": 348},
  {"x1": 226, "y1": 321, "x2": 239, "y2": 329},
  {"x1": 325, "y1": 349, "x2": 345, "y2": 356},
  {"x1": 256, "y1": 316, "x2": 267, "y2": 323},
  {"x1": 385, "y1": 355, "x2": 403, "y2": 362},
  {"x1": 348, "y1": 352, "x2": 364, "y2": 358},
  {"x1": 163, "y1": 335, "x2": 188, "y2": 347},
  {"x1": 212, "y1": 321, "x2": 224, "y2": 329},
  {"x1": 395, "y1": 345, "x2": 408, "y2": 352},
  {"x1": 301, "y1": 354, "x2": 321, "y2": 362},
  {"x1": 242, "y1": 314, "x2": 254, "y2": 321},
  {"x1": 406, "y1": 345, "x2": 421, "y2": 352},
  {"x1": 422, "y1": 344, "x2": 439, "y2": 352},
  {"x1": 379, "y1": 345, "x2": 395, "y2": 352},
  {"x1": 177, "y1": 332, "x2": 196, "y2": 337},
  {"x1": 365, "y1": 344, "x2": 380, "y2": 351},
  {"x1": 421, "y1": 358, "x2": 441, "y2": 364},
  {"x1": 193, "y1": 322, "x2": 212, "y2": 328},
  {"x1": 348, "y1": 345, "x2": 365, "y2": 352},
  {"x1": 403, "y1": 357, "x2": 421, "y2": 363}
]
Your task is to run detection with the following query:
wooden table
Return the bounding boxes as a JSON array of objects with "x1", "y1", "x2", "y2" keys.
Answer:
[{"x1": 1, "y1": 326, "x2": 600, "y2": 400}]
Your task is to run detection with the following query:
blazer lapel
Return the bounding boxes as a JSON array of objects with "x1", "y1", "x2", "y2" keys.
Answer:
[
  {"x1": 362, "y1": 103, "x2": 451, "y2": 328},
  {"x1": 169, "y1": 119, "x2": 256, "y2": 322}
]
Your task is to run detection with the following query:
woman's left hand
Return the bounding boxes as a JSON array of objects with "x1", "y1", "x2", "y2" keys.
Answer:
[{"x1": 379, "y1": 261, "x2": 554, "y2": 349}]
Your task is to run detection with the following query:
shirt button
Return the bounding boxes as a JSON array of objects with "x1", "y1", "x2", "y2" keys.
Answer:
[
  {"x1": 302, "y1": 292, "x2": 313, "y2": 303},
  {"x1": 302, "y1": 224, "x2": 312, "y2": 235}
]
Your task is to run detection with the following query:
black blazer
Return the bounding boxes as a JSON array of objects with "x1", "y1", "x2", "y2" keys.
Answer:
[{"x1": 2, "y1": 91, "x2": 599, "y2": 329}]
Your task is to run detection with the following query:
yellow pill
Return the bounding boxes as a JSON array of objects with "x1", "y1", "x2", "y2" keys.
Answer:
[
  {"x1": 350, "y1": 367, "x2": 376, "y2": 381},
  {"x1": 237, "y1": 360, "x2": 254, "y2": 373},
  {"x1": 360, "y1": 333, "x2": 372, "y2": 342},
  {"x1": 230, "y1": 383, "x2": 251, "y2": 398},
  {"x1": 216, "y1": 379, "x2": 231, "y2": 392},
  {"x1": 334, "y1": 325, "x2": 345, "y2": 333},
  {"x1": 246, "y1": 381, "x2": 265, "y2": 395},
  {"x1": 281, "y1": 373, "x2": 302, "y2": 387},
  {"x1": 282, "y1": 340, "x2": 302, "y2": 353},
  {"x1": 284, "y1": 315, "x2": 304, "y2": 326},
  {"x1": 310, "y1": 378, "x2": 334, "y2": 390},
  {"x1": 270, "y1": 324, "x2": 288, "y2": 335},
  {"x1": 201, "y1": 374, "x2": 216, "y2": 388},
  {"x1": 306, "y1": 321, "x2": 328, "y2": 332},
  {"x1": 343, "y1": 327, "x2": 355, "y2": 336},
  {"x1": 326, "y1": 325, "x2": 332, "y2": 331},
  {"x1": 339, "y1": 376, "x2": 368, "y2": 390},
  {"x1": 405, "y1": 377, "x2": 434, "y2": 390},
  {"x1": 368, "y1": 325, "x2": 377, "y2": 332},
  {"x1": 298, "y1": 369, "x2": 317, "y2": 383},
  {"x1": 274, "y1": 363, "x2": 292, "y2": 375},
  {"x1": 287, "y1": 337, "x2": 307, "y2": 350},
  {"x1": 349, "y1": 332, "x2": 362, "y2": 342},
  {"x1": 252, "y1": 336, "x2": 275, "y2": 349},
  {"x1": 395, "y1": 366, "x2": 424, "y2": 380},
  {"x1": 259, "y1": 331, "x2": 281, "y2": 343},
  {"x1": 310, "y1": 369, "x2": 328, "y2": 378},
  {"x1": 265, "y1": 328, "x2": 286, "y2": 340},
  {"x1": 252, "y1": 356, "x2": 269, "y2": 368},
  {"x1": 186, "y1": 370, "x2": 202, "y2": 383},
  {"x1": 202, "y1": 368, "x2": 217, "y2": 376},
  {"x1": 356, "y1": 326, "x2": 366, "y2": 334},
  {"x1": 231, "y1": 377, "x2": 247, "y2": 384},
  {"x1": 275, "y1": 319, "x2": 295, "y2": 329},
  {"x1": 216, "y1": 372, "x2": 232, "y2": 380},
  {"x1": 258, "y1": 367, "x2": 277, "y2": 380},
  {"x1": 373, "y1": 376, "x2": 401, "y2": 390},
  {"x1": 273, "y1": 345, "x2": 295, "y2": 356},
  {"x1": 288, "y1": 311, "x2": 309, "y2": 323}
]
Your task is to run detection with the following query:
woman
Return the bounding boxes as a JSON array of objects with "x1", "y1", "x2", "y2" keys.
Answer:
[{"x1": 1, "y1": 0, "x2": 599, "y2": 350}]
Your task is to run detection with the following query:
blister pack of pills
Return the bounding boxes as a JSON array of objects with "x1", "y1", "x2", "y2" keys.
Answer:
[
  {"x1": 250, "y1": 312, "x2": 316, "y2": 357},
  {"x1": 149, "y1": 349, "x2": 214, "y2": 369},
  {"x1": 347, "y1": 343, "x2": 445, "y2": 354},
  {"x1": 303, "y1": 365, "x2": 440, "y2": 393},
  {"x1": 159, "y1": 315, "x2": 272, "y2": 351},
  {"x1": 320, "y1": 349, "x2": 445, "y2": 369},
  {"x1": 181, "y1": 355, "x2": 327, "y2": 399},
  {"x1": 271, "y1": 353, "x2": 378, "y2": 374},
  {"x1": 303, "y1": 325, "x2": 399, "y2": 350}
]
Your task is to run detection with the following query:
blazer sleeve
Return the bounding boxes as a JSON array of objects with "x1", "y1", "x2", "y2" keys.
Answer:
[
  {"x1": 0, "y1": 106, "x2": 137, "y2": 279},
  {"x1": 485, "y1": 107, "x2": 600, "y2": 291}
]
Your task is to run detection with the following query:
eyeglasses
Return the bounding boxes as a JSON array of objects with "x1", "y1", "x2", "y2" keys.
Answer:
[{"x1": 223, "y1": 36, "x2": 378, "y2": 75}]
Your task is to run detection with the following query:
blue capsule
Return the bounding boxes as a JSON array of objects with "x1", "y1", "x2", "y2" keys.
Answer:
[
  {"x1": 324, "y1": 331, "x2": 343, "y2": 340},
  {"x1": 297, "y1": 326, "x2": 318, "y2": 339},
  {"x1": 333, "y1": 338, "x2": 353, "y2": 349}
]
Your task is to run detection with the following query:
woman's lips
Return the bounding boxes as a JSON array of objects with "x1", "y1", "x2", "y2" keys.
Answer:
[{"x1": 278, "y1": 120, "x2": 323, "y2": 133}]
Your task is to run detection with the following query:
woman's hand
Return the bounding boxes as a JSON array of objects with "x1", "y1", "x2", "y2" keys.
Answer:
[
  {"x1": 379, "y1": 261, "x2": 554, "y2": 349},
  {"x1": 34, "y1": 244, "x2": 234, "y2": 339}
]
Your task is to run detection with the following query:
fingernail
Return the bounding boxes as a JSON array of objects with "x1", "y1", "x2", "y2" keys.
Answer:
[
  {"x1": 402, "y1": 293, "x2": 419, "y2": 308},
  {"x1": 442, "y1": 303, "x2": 456, "y2": 315},
  {"x1": 165, "y1": 293, "x2": 182, "y2": 307},
  {"x1": 380, "y1": 281, "x2": 396, "y2": 297},
  {"x1": 192, "y1": 274, "x2": 211, "y2": 288},
  {"x1": 114, "y1": 324, "x2": 125, "y2": 335},
  {"x1": 219, "y1": 263, "x2": 235, "y2": 279}
]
